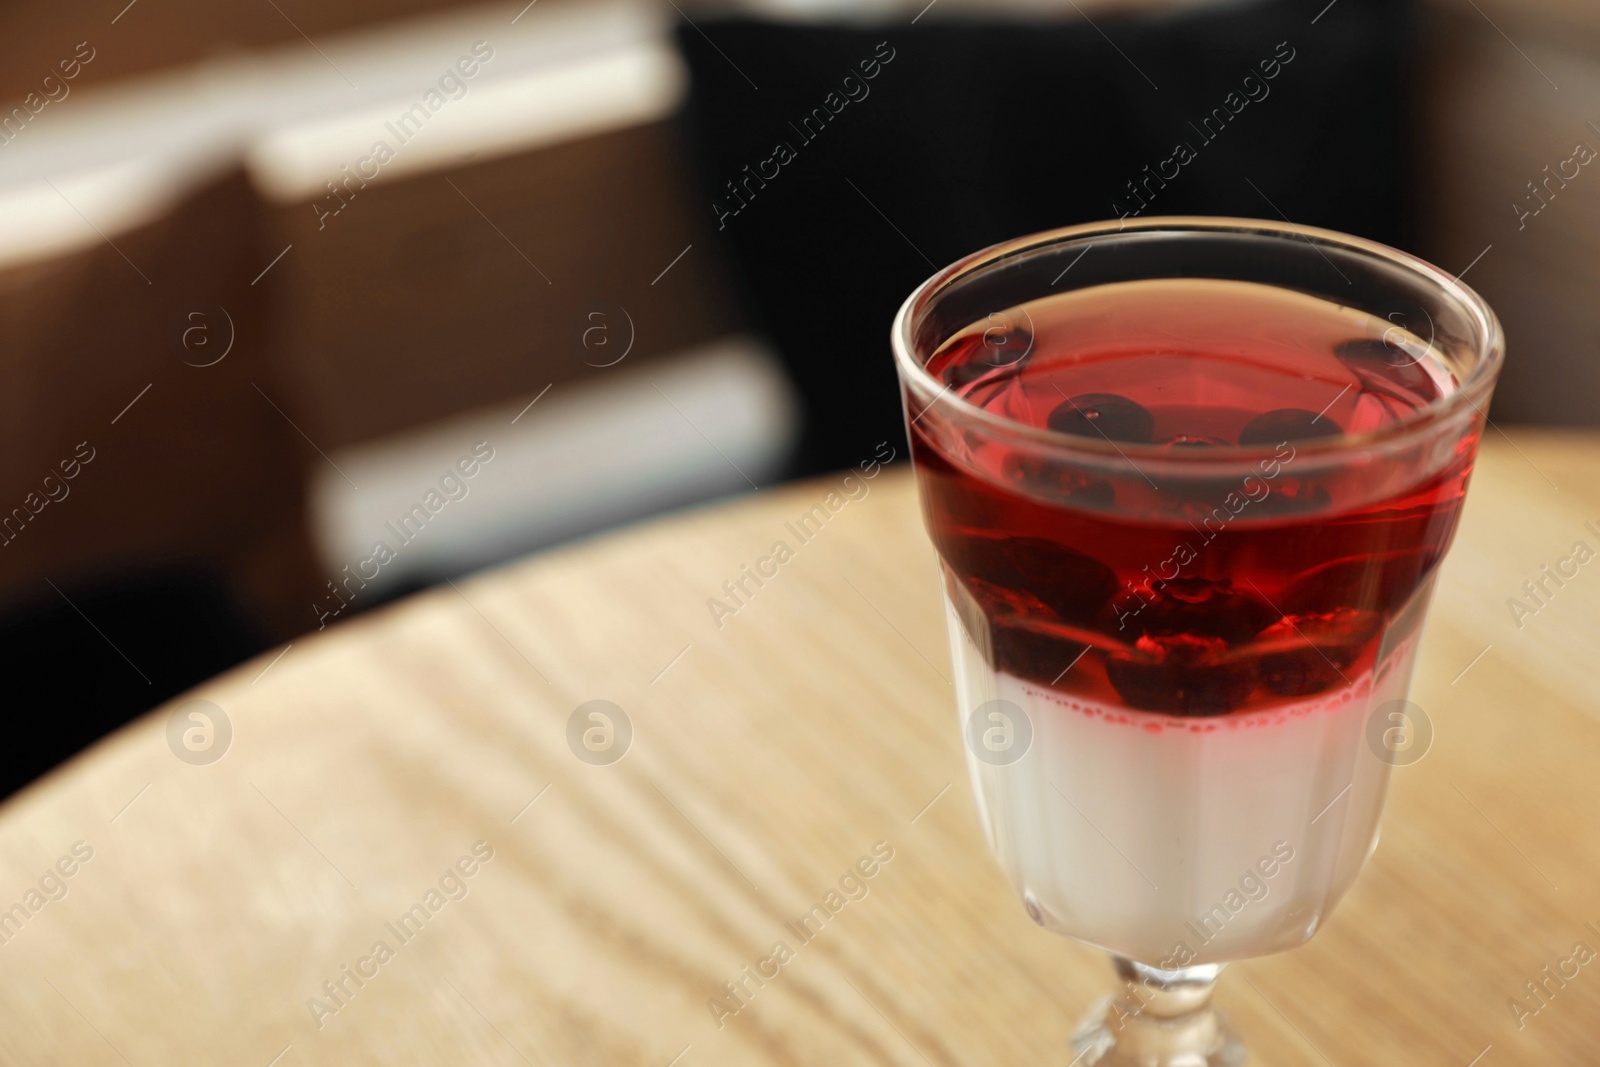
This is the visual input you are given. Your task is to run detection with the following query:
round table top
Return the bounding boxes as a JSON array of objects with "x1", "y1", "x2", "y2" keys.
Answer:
[{"x1": 2, "y1": 432, "x2": 1597, "y2": 1066}]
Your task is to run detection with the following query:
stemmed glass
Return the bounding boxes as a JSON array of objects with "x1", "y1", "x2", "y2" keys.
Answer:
[{"x1": 890, "y1": 217, "x2": 1503, "y2": 1065}]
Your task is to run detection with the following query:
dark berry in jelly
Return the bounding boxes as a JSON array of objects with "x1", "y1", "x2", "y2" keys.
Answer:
[
  {"x1": 999, "y1": 538, "x2": 1118, "y2": 625},
  {"x1": 944, "y1": 361, "x2": 994, "y2": 388},
  {"x1": 1162, "y1": 435, "x2": 1231, "y2": 450},
  {"x1": 994, "y1": 626, "x2": 1088, "y2": 687},
  {"x1": 943, "y1": 534, "x2": 1117, "y2": 625},
  {"x1": 1100, "y1": 579, "x2": 1274, "y2": 715},
  {"x1": 1047, "y1": 393, "x2": 1156, "y2": 444},
  {"x1": 945, "y1": 575, "x2": 1012, "y2": 670},
  {"x1": 1334, "y1": 338, "x2": 1438, "y2": 398},
  {"x1": 958, "y1": 574, "x2": 1052, "y2": 622},
  {"x1": 952, "y1": 576, "x2": 1089, "y2": 684},
  {"x1": 1252, "y1": 475, "x2": 1334, "y2": 518},
  {"x1": 945, "y1": 354, "x2": 1021, "y2": 389},
  {"x1": 1106, "y1": 577, "x2": 1275, "y2": 642},
  {"x1": 1238, "y1": 408, "x2": 1342, "y2": 446},
  {"x1": 979, "y1": 314, "x2": 1034, "y2": 366},
  {"x1": 941, "y1": 323, "x2": 1032, "y2": 388},
  {"x1": 1001, "y1": 454, "x2": 1115, "y2": 510},
  {"x1": 1257, "y1": 608, "x2": 1383, "y2": 697},
  {"x1": 1335, "y1": 337, "x2": 1412, "y2": 369},
  {"x1": 1106, "y1": 634, "x2": 1258, "y2": 716}
]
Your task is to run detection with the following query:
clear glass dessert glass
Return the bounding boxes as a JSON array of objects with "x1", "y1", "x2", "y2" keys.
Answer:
[{"x1": 890, "y1": 217, "x2": 1503, "y2": 1065}]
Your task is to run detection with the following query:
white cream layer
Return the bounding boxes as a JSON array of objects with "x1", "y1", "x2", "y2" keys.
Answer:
[{"x1": 946, "y1": 593, "x2": 1419, "y2": 965}]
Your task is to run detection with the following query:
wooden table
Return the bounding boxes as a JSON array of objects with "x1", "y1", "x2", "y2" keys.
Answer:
[{"x1": 1, "y1": 432, "x2": 1597, "y2": 1066}]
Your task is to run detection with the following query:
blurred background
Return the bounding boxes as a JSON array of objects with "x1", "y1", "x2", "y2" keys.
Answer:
[{"x1": 0, "y1": 0, "x2": 1590, "y2": 795}]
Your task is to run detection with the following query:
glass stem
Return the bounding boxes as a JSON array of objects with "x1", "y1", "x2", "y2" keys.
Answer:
[{"x1": 1071, "y1": 957, "x2": 1245, "y2": 1066}]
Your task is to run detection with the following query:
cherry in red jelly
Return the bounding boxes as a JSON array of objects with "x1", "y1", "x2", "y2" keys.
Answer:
[
  {"x1": 1257, "y1": 607, "x2": 1383, "y2": 696},
  {"x1": 1230, "y1": 410, "x2": 1340, "y2": 516},
  {"x1": 1102, "y1": 579, "x2": 1273, "y2": 715},
  {"x1": 1162, "y1": 435, "x2": 1231, "y2": 450},
  {"x1": 980, "y1": 315, "x2": 1034, "y2": 365},
  {"x1": 1239, "y1": 408, "x2": 1342, "y2": 446},
  {"x1": 1335, "y1": 338, "x2": 1438, "y2": 398},
  {"x1": 941, "y1": 325, "x2": 1033, "y2": 388},
  {"x1": 1048, "y1": 394, "x2": 1155, "y2": 444},
  {"x1": 1254, "y1": 474, "x2": 1334, "y2": 518},
  {"x1": 995, "y1": 626, "x2": 1086, "y2": 686},
  {"x1": 1001, "y1": 454, "x2": 1115, "y2": 510},
  {"x1": 942, "y1": 534, "x2": 1117, "y2": 625},
  {"x1": 1107, "y1": 633, "x2": 1258, "y2": 717},
  {"x1": 951, "y1": 576, "x2": 1089, "y2": 685},
  {"x1": 941, "y1": 537, "x2": 1113, "y2": 686},
  {"x1": 1107, "y1": 577, "x2": 1274, "y2": 641},
  {"x1": 945, "y1": 360, "x2": 1008, "y2": 389}
]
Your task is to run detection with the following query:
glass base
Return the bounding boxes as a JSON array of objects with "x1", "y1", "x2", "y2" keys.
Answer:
[{"x1": 1069, "y1": 959, "x2": 1246, "y2": 1067}]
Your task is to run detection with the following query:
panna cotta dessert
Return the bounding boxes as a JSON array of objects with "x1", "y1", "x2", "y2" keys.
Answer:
[
  {"x1": 946, "y1": 581, "x2": 1424, "y2": 965},
  {"x1": 907, "y1": 278, "x2": 1475, "y2": 968}
]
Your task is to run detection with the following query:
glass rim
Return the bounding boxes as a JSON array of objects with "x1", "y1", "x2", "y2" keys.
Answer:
[{"x1": 890, "y1": 215, "x2": 1505, "y2": 467}]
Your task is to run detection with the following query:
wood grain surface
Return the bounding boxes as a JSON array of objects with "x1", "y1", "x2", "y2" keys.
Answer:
[{"x1": 0, "y1": 432, "x2": 1596, "y2": 1066}]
